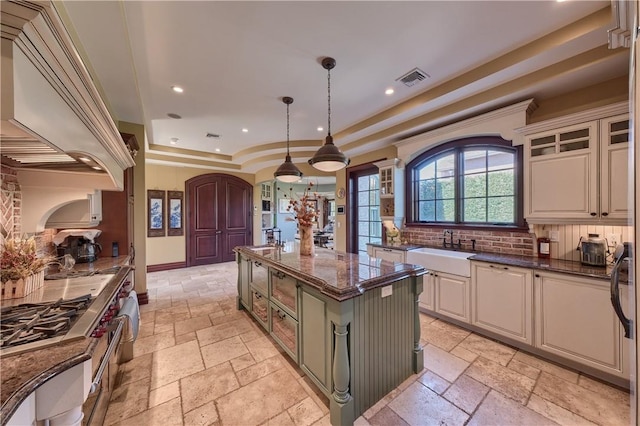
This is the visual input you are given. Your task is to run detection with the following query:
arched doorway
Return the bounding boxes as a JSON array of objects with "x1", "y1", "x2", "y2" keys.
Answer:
[{"x1": 186, "y1": 174, "x2": 253, "y2": 266}]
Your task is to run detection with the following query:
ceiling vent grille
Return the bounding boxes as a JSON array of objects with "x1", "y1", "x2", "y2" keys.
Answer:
[
  {"x1": 206, "y1": 133, "x2": 220, "y2": 139},
  {"x1": 396, "y1": 67, "x2": 430, "y2": 87}
]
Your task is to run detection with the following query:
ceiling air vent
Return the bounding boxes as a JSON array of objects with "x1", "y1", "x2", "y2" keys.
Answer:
[
  {"x1": 396, "y1": 67, "x2": 430, "y2": 87},
  {"x1": 206, "y1": 133, "x2": 220, "y2": 139}
]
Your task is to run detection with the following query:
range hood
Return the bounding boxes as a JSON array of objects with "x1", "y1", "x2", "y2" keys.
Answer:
[{"x1": 1, "y1": 1, "x2": 135, "y2": 189}]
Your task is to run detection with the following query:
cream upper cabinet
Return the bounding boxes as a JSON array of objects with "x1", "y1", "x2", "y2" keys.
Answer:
[
  {"x1": 525, "y1": 121, "x2": 598, "y2": 221},
  {"x1": 471, "y1": 262, "x2": 533, "y2": 344},
  {"x1": 534, "y1": 271, "x2": 626, "y2": 377},
  {"x1": 599, "y1": 114, "x2": 630, "y2": 221},
  {"x1": 373, "y1": 158, "x2": 405, "y2": 224},
  {"x1": 521, "y1": 104, "x2": 629, "y2": 224}
]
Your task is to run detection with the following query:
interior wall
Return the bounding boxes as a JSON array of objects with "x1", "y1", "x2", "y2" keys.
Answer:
[{"x1": 145, "y1": 163, "x2": 255, "y2": 266}]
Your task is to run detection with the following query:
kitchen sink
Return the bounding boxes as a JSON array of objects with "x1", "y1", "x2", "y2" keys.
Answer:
[{"x1": 405, "y1": 247, "x2": 474, "y2": 277}]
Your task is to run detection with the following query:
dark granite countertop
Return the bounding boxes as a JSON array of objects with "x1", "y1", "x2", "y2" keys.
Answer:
[
  {"x1": 235, "y1": 246, "x2": 426, "y2": 301},
  {"x1": 0, "y1": 256, "x2": 131, "y2": 424},
  {"x1": 469, "y1": 253, "x2": 613, "y2": 280},
  {"x1": 366, "y1": 242, "x2": 423, "y2": 251},
  {"x1": 369, "y1": 242, "x2": 616, "y2": 281}
]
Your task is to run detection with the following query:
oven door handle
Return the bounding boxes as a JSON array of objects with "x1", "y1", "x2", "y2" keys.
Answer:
[{"x1": 89, "y1": 319, "x2": 124, "y2": 394}]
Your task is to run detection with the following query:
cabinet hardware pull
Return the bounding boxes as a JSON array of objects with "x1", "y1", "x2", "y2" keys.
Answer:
[
  {"x1": 503, "y1": 267, "x2": 508, "y2": 270},
  {"x1": 590, "y1": 212, "x2": 597, "y2": 216},
  {"x1": 602, "y1": 212, "x2": 609, "y2": 217},
  {"x1": 535, "y1": 274, "x2": 540, "y2": 278},
  {"x1": 277, "y1": 310, "x2": 286, "y2": 320},
  {"x1": 254, "y1": 261, "x2": 262, "y2": 267},
  {"x1": 275, "y1": 271, "x2": 286, "y2": 280},
  {"x1": 383, "y1": 248, "x2": 392, "y2": 252},
  {"x1": 489, "y1": 265, "x2": 494, "y2": 268},
  {"x1": 255, "y1": 293, "x2": 262, "y2": 299}
]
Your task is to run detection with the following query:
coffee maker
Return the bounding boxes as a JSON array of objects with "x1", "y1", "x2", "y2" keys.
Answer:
[{"x1": 54, "y1": 229, "x2": 103, "y2": 263}]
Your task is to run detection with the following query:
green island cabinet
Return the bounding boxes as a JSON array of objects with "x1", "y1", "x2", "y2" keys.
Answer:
[{"x1": 235, "y1": 246, "x2": 426, "y2": 425}]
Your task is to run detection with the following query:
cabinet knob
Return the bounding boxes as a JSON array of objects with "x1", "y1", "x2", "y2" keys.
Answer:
[
  {"x1": 602, "y1": 212, "x2": 609, "y2": 217},
  {"x1": 503, "y1": 267, "x2": 508, "y2": 270},
  {"x1": 489, "y1": 265, "x2": 494, "y2": 268},
  {"x1": 590, "y1": 212, "x2": 597, "y2": 216},
  {"x1": 535, "y1": 274, "x2": 540, "y2": 278}
]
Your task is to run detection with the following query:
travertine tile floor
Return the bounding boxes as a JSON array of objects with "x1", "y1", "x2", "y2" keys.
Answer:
[{"x1": 105, "y1": 262, "x2": 632, "y2": 425}]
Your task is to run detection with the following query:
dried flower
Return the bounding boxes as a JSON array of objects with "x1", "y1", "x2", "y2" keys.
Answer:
[
  {"x1": 279, "y1": 182, "x2": 319, "y2": 227},
  {"x1": 1, "y1": 236, "x2": 54, "y2": 282}
]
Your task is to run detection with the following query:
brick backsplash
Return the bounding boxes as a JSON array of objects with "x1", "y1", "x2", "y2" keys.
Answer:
[{"x1": 403, "y1": 226, "x2": 535, "y2": 256}]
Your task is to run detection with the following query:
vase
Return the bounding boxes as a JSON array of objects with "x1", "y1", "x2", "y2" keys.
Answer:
[
  {"x1": 1, "y1": 270, "x2": 45, "y2": 300},
  {"x1": 299, "y1": 225, "x2": 315, "y2": 256}
]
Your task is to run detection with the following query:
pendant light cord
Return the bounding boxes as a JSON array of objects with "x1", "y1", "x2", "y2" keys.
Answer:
[
  {"x1": 286, "y1": 101, "x2": 291, "y2": 155},
  {"x1": 327, "y1": 66, "x2": 331, "y2": 137}
]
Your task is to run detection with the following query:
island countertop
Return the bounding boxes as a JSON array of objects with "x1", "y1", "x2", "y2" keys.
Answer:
[{"x1": 234, "y1": 246, "x2": 426, "y2": 301}]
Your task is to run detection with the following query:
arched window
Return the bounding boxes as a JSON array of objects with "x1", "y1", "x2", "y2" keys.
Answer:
[{"x1": 406, "y1": 136, "x2": 524, "y2": 227}]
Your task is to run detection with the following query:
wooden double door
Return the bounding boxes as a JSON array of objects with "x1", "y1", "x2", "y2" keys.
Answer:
[{"x1": 186, "y1": 174, "x2": 252, "y2": 266}]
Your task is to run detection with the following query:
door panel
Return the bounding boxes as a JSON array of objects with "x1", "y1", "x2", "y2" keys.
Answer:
[{"x1": 187, "y1": 174, "x2": 252, "y2": 266}]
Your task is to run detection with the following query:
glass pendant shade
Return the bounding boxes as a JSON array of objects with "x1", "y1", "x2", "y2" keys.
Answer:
[
  {"x1": 274, "y1": 96, "x2": 303, "y2": 182},
  {"x1": 309, "y1": 57, "x2": 349, "y2": 172}
]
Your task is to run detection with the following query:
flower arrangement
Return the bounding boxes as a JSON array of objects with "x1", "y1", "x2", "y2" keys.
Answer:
[
  {"x1": 1, "y1": 236, "x2": 54, "y2": 283},
  {"x1": 279, "y1": 182, "x2": 318, "y2": 227}
]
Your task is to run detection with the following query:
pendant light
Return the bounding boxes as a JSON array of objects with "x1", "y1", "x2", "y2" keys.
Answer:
[
  {"x1": 274, "y1": 96, "x2": 303, "y2": 183},
  {"x1": 308, "y1": 57, "x2": 350, "y2": 172}
]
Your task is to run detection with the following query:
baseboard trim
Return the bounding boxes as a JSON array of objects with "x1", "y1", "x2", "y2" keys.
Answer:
[
  {"x1": 147, "y1": 262, "x2": 186, "y2": 273},
  {"x1": 136, "y1": 291, "x2": 149, "y2": 305}
]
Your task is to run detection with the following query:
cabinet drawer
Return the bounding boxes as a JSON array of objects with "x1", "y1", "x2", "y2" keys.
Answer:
[
  {"x1": 270, "y1": 270, "x2": 298, "y2": 318},
  {"x1": 270, "y1": 302, "x2": 298, "y2": 361},
  {"x1": 250, "y1": 289, "x2": 268, "y2": 329},
  {"x1": 250, "y1": 261, "x2": 268, "y2": 295}
]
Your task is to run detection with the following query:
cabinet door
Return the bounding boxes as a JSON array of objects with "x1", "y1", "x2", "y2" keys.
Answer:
[
  {"x1": 471, "y1": 263, "x2": 532, "y2": 344},
  {"x1": 525, "y1": 122, "x2": 598, "y2": 221},
  {"x1": 270, "y1": 270, "x2": 298, "y2": 318},
  {"x1": 434, "y1": 272, "x2": 470, "y2": 323},
  {"x1": 534, "y1": 272, "x2": 623, "y2": 375},
  {"x1": 271, "y1": 302, "x2": 298, "y2": 361},
  {"x1": 418, "y1": 272, "x2": 435, "y2": 311},
  {"x1": 299, "y1": 288, "x2": 330, "y2": 393},
  {"x1": 372, "y1": 247, "x2": 405, "y2": 263},
  {"x1": 250, "y1": 260, "x2": 268, "y2": 295},
  {"x1": 600, "y1": 114, "x2": 629, "y2": 221}
]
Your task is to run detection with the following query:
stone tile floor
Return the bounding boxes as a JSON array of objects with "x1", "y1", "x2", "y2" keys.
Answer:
[{"x1": 105, "y1": 262, "x2": 632, "y2": 425}]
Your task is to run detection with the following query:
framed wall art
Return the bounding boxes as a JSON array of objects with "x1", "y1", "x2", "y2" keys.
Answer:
[
  {"x1": 147, "y1": 190, "x2": 165, "y2": 237},
  {"x1": 167, "y1": 190, "x2": 184, "y2": 236}
]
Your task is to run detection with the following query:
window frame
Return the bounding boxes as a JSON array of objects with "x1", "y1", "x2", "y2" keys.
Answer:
[{"x1": 405, "y1": 136, "x2": 526, "y2": 230}]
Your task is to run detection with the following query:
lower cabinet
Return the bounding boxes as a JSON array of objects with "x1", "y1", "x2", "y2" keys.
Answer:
[
  {"x1": 237, "y1": 256, "x2": 250, "y2": 309},
  {"x1": 471, "y1": 262, "x2": 533, "y2": 344},
  {"x1": 534, "y1": 271, "x2": 626, "y2": 377},
  {"x1": 250, "y1": 288, "x2": 269, "y2": 328},
  {"x1": 418, "y1": 272, "x2": 435, "y2": 311},
  {"x1": 370, "y1": 246, "x2": 405, "y2": 263},
  {"x1": 434, "y1": 272, "x2": 470, "y2": 323},
  {"x1": 270, "y1": 302, "x2": 298, "y2": 362},
  {"x1": 299, "y1": 288, "x2": 331, "y2": 394}
]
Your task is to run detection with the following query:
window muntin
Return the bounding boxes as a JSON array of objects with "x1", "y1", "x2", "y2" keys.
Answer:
[
  {"x1": 409, "y1": 138, "x2": 520, "y2": 226},
  {"x1": 356, "y1": 173, "x2": 381, "y2": 256}
]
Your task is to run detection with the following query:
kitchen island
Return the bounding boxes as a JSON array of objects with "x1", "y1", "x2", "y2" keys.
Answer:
[
  {"x1": 0, "y1": 256, "x2": 132, "y2": 426},
  {"x1": 234, "y1": 245, "x2": 426, "y2": 426}
]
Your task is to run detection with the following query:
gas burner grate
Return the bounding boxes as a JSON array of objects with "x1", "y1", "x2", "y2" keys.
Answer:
[{"x1": 0, "y1": 294, "x2": 92, "y2": 349}]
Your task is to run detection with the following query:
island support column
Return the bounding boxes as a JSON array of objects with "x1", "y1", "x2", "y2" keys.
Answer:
[
  {"x1": 328, "y1": 299, "x2": 354, "y2": 426},
  {"x1": 413, "y1": 276, "x2": 424, "y2": 372}
]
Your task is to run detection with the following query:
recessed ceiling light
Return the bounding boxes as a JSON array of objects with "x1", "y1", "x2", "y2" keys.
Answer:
[
  {"x1": 385, "y1": 88, "x2": 394, "y2": 95},
  {"x1": 170, "y1": 138, "x2": 178, "y2": 145},
  {"x1": 215, "y1": 148, "x2": 221, "y2": 152},
  {"x1": 167, "y1": 113, "x2": 182, "y2": 119},
  {"x1": 78, "y1": 157, "x2": 90, "y2": 162},
  {"x1": 171, "y1": 85, "x2": 184, "y2": 93},
  {"x1": 92, "y1": 166, "x2": 102, "y2": 171},
  {"x1": 242, "y1": 128, "x2": 249, "y2": 133},
  {"x1": 317, "y1": 127, "x2": 324, "y2": 132}
]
